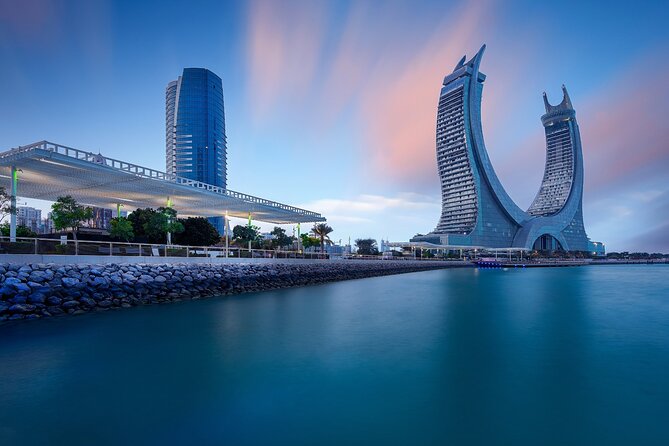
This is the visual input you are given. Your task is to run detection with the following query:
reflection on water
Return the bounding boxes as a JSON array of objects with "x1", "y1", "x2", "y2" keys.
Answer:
[{"x1": 0, "y1": 265, "x2": 668, "y2": 445}]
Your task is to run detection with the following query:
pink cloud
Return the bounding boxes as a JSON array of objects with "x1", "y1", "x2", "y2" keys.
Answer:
[
  {"x1": 0, "y1": 0, "x2": 59, "y2": 44},
  {"x1": 579, "y1": 54, "x2": 669, "y2": 199},
  {"x1": 355, "y1": 3, "x2": 490, "y2": 186},
  {"x1": 245, "y1": 0, "x2": 327, "y2": 120}
]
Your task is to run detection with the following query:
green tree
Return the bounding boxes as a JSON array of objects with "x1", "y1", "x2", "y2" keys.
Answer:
[
  {"x1": 233, "y1": 224, "x2": 260, "y2": 247},
  {"x1": 311, "y1": 223, "x2": 334, "y2": 252},
  {"x1": 127, "y1": 208, "x2": 156, "y2": 242},
  {"x1": 0, "y1": 186, "x2": 12, "y2": 224},
  {"x1": 300, "y1": 233, "x2": 321, "y2": 250},
  {"x1": 51, "y1": 195, "x2": 93, "y2": 241},
  {"x1": 355, "y1": 238, "x2": 378, "y2": 255},
  {"x1": 270, "y1": 226, "x2": 294, "y2": 249},
  {"x1": 144, "y1": 207, "x2": 184, "y2": 244},
  {"x1": 174, "y1": 217, "x2": 220, "y2": 246},
  {"x1": 0, "y1": 223, "x2": 37, "y2": 238},
  {"x1": 109, "y1": 217, "x2": 134, "y2": 242}
]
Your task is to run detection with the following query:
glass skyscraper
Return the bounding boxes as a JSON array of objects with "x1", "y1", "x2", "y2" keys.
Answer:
[{"x1": 166, "y1": 68, "x2": 227, "y2": 233}]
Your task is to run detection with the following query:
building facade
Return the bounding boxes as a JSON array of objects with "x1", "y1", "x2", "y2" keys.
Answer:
[
  {"x1": 84, "y1": 207, "x2": 114, "y2": 230},
  {"x1": 412, "y1": 45, "x2": 593, "y2": 251},
  {"x1": 166, "y1": 68, "x2": 227, "y2": 234},
  {"x1": 16, "y1": 206, "x2": 41, "y2": 233}
]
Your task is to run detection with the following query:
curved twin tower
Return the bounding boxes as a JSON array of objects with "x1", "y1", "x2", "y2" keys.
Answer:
[{"x1": 412, "y1": 45, "x2": 590, "y2": 251}]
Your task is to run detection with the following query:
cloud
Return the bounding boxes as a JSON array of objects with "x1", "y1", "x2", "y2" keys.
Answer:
[
  {"x1": 301, "y1": 192, "x2": 439, "y2": 216},
  {"x1": 579, "y1": 52, "x2": 669, "y2": 199},
  {"x1": 298, "y1": 192, "x2": 441, "y2": 241},
  {"x1": 0, "y1": 0, "x2": 59, "y2": 42},
  {"x1": 245, "y1": 0, "x2": 327, "y2": 120},
  {"x1": 356, "y1": 2, "x2": 491, "y2": 188}
]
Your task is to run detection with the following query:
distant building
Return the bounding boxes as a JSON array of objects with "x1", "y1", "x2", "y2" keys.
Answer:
[
  {"x1": 166, "y1": 68, "x2": 227, "y2": 234},
  {"x1": 325, "y1": 244, "x2": 346, "y2": 256},
  {"x1": 588, "y1": 240, "x2": 606, "y2": 257},
  {"x1": 16, "y1": 206, "x2": 41, "y2": 233},
  {"x1": 84, "y1": 207, "x2": 113, "y2": 230},
  {"x1": 260, "y1": 232, "x2": 275, "y2": 241}
]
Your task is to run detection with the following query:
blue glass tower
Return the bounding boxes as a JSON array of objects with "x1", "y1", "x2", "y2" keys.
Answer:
[{"x1": 166, "y1": 68, "x2": 227, "y2": 234}]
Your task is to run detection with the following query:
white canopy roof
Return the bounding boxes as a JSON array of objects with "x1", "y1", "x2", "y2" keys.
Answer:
[{"x1": 0, "y1": 141, "x2": 325, "y2": 224}]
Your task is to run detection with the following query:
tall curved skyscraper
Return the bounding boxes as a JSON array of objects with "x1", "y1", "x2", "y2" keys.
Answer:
[
  {"x1": 412, "y1": 45, "x2": 591, "y2": 251},
  {"x1": 166, "y1": 68, "x2": 227, "y2": 232}
]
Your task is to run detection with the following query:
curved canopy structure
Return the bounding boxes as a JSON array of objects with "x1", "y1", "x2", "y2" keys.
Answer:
[{"x1": 0, "y1": 141, "x2": 325, "y2": 225}]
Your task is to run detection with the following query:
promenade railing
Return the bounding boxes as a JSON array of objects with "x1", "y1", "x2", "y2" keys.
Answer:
[
  {"x1": 0, "y1": 236, "x2": 329, "y2": 260},
  {"x1": 341, "y1": 254, "x2": 467, "y2": 262}
]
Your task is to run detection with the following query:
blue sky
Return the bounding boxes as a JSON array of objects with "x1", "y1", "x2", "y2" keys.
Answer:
[{"x1": 1, "y1": 0, "x2": 668, "y2": 251}]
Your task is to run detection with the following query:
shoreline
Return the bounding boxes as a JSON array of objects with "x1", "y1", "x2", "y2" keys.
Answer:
[{"x1": 0, "y1": 260, "x2": 468, "y2": 323}]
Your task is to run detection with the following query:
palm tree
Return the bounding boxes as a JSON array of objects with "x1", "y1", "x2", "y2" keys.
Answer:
[{"x1": 311, "y1": 223, "x2": 334, "y2": 253}]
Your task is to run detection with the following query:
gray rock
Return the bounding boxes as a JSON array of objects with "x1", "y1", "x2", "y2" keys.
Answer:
[
  {"x1": 9, "y1": 303, "x2": 36, "y2": 313},
  {"x1": 80, "y1": 297, "x2": 97, "y2": 307},
  {"x1": 29, "y1": 271, "x2": 47, "y2": 282},
  {"x1": 88, "y1": 276, "x2": 108, "y2": 287},
  {"x1": 47, "y1": 306, "x2": 64, "y2": 315},
  {"x1": 62, "y1": 277, "x2": 80, "y2": 288},
  {"x1": 13, "y1": 282, "x2": 32, "y2": 294},
  {"x1": 46, "y1": 296, "x2": 62, "y2": 306},
  {"x1": 62, "y1": 300, "x2": 80, "y2": 309},
  {"x1": 98, "y1": 300, "x2": 113, "y2": 308},
  {"x1": 4, "y1": 277, "x2": 23, "y2": 286},
  {"x1": 9, "y1": 295, "x2": 27, "y2": 304},
  {"x1": 0, "y1": 285, "x2": 15, "y2": 297},
  {"x1": 27, "y1": 293, "x2": 46, "y2": 304}
]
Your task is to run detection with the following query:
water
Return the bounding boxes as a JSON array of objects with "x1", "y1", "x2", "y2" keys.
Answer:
[{"x1": 1, "y1": 265, "x2": 668, "y2": 445}]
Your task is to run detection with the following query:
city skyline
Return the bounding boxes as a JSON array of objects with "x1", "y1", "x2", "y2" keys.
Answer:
[{"x1": 1, "y1": 0, "x2": 668, "y2": 251}]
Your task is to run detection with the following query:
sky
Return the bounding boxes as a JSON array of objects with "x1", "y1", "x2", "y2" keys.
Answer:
[{"x1": 1, "y1": 0, "x2": 668, "y2": 252}]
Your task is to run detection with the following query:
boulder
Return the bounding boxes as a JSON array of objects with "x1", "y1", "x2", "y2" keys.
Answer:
[
  {"x1": 9, "y1": 303, "x2": 36, "y2": 313},
  {"x1": 27, "y1": 293, "x2": 46, "y2": 304},
  {"x1": 0, "y1": 285, "x2": 15, "y2": 297},
  {"x1": 80, "y1": 297, "x2": 97, "y2": 307},
  {"x1": 62, "y1": 277, "x2": 80, "y2": 288},
  {"x1": 9, "y1": 295, "x2": 27, "y2": 304},
  {"x1": 46, "y1": 296, "x2": 62, "y2": 306},
  {"x1": 62, "y1": 300, "x2": 80, "y2": 309}
]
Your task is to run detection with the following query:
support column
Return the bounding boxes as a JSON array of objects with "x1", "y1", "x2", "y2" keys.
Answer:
[
  {"x1": 225, "y1": 211, "x2": 229, "y2": 258},
  {"x1": 247, "y1": 212, "x2": 252, "y2": 252},
  {"x1": 9, "y1": 166, "x2": 18, "y2": 242},
  {"x1": 166, "y1": 197, "x2": 173, "y2": 245},
  {"x1": 297, "y1": 222, "x2": 301, "y2": 253}
]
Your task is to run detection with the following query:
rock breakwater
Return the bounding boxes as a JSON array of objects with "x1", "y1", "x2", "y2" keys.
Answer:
[{"x1": 0, "y1": 261, "x2": 464, "y2": 322}]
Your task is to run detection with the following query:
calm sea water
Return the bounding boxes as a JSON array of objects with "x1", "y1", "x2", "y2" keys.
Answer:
[{"x1": 0, "y1": 265, "x2": 668, "y2": 445}]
